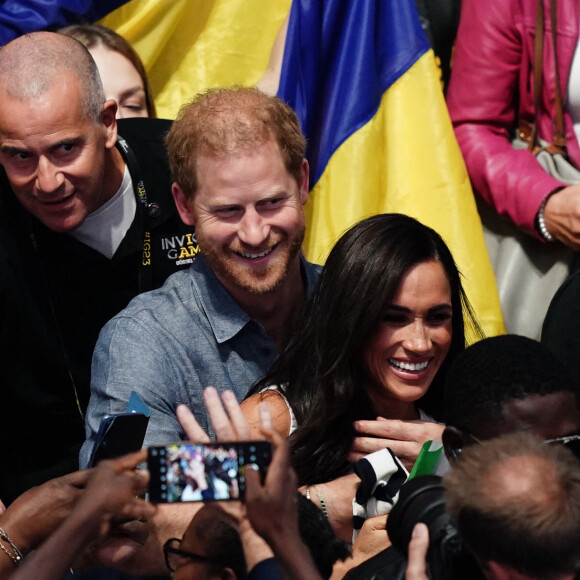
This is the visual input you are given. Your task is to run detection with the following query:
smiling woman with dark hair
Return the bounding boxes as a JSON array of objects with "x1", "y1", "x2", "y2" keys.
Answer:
[{"x1": 242, "y1": 214, "x2": 481, "y2": 496}]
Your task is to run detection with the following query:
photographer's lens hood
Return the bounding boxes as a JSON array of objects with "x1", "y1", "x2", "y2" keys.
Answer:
[{"x1": 387, "y1": 475, "x2": 449, "y2": 552}]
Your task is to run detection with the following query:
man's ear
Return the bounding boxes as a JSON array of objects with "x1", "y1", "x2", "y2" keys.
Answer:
[
  {"x1": 101, "y1": 99, "x2": 118, "y2": 150},
  {"x1": 298, "y1": 158, "x2": 310, "y2": 205},
  {"x1": 486, "y1": 560, "x2": 523, "y2": 580},
  {"x1": 220, "y1": 568, "x2": 237, "y2": 580},
  {"x1": 442, "y1": 426, "x2": 468, "y2": 463},
  {"x1": 172, "y1": 182, "x2": 195, "y2": 226}
]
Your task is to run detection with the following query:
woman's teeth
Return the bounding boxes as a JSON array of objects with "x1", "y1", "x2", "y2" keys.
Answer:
[{"x1": 389, "y1": 359, "x2": 429, "y2": 372}]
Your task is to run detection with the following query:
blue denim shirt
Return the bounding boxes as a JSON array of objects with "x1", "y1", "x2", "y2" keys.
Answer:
[{"x1": 80, "y1": 254, "x2": 320, "y2": 467}]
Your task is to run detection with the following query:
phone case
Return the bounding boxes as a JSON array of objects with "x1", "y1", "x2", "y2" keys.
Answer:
[{"x1": 89, "y1": 412, "x2": 150, "y2": 467}]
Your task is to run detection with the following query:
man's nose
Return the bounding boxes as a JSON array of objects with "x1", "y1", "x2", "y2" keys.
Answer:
[
  {"x1": 35, "y1": 157, "x2": 64, "y2": 194},
  {"x1": 238, "y1": 207, "x2": 270, "y2": 246}
]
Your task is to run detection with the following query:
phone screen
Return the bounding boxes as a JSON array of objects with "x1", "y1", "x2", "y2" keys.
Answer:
[{"x1": 147, "y1": 441, "x2": 272, "y2": 503}]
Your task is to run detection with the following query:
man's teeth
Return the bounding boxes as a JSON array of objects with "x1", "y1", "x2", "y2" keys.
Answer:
[
  {"x1": 238, "y1": 247, "x2": 273, "y2": 259},
  {"x1": 389, "y1": 359, "x2": 429, "y2": 372}
]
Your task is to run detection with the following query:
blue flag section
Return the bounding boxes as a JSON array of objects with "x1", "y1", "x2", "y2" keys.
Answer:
[
  {"x1": 0, "y1": 0, "x2": 128, "y2": 45},
  {"x1": 278, "y1": 0, "x2": 430, "y2": 188}
]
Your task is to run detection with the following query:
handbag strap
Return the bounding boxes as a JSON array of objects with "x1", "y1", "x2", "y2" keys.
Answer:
[
  {"x1": 549, "y1": 0, "x2": 566, "y2": 148},
  {"x1": 531, "y1": 0, "x2": 566, "y2": 152},
  {"x1": 531, "y1": 0, "x2": 543, "y2": 149}
]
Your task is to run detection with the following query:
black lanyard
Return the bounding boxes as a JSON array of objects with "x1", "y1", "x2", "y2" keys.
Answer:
[
  {"x1": 23, "y1": 136, "x2": 159, "y2": 420},
  {"x1": 116, "y1": 135, "x2": 155, "y2": 293}
]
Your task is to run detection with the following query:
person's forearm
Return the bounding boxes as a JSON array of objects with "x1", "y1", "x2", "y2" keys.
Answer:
[
  {"x1": 446, "y1": 0, "x2": 558, "y2": 234},
  {"x1": 239, "y1": 519, "x2": 275, "y2": 572},
  {"x1": 0, "y1": 516, "x2": 30, "y2": 577},
  {"x1": 0, "y1": 512, "x2": 45, "y2": 578},
  {"x1": 10, "y1": 509, "x2": 100, "y2": 580},
  {"x1": 0, "y1": 556, "x2": 17, "y2": 578},
  {"x1": 269, "y1": 534, "x2": 323, "y2": 580},
  {"x1": 330, "y1": 556, "x2": 362, "y2": 579},
  {"x1": 301, "y1": 473, "x2": 360, "y2": 542}
]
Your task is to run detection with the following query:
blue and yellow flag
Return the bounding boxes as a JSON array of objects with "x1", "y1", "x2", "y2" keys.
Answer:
[
  {"x1": 278, "y1": 0, "x2": 504, "y2": 337},
  {"x1": 0, "y1": 0, "x2": 125, "y2": 44},
  {"x1": 0, "y1": 0, "x2": 504, "y2": 336},
  {"x1": 100, "y1": 0, "x2": 291, "y2": 118},
  {"x1": 0, "y1": 0, "x2": 290, "y2": 119}
]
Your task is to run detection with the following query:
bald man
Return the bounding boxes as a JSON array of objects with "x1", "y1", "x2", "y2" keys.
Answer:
[
  {"x1": 406, "y1": 432, "x2": 580, "y2": 580},
  {"x1": 0, "y1": 31, "x2": 196, "y2": 503}
]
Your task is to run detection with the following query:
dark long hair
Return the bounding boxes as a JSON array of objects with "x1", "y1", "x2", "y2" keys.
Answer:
[{"x1": 249, "y1": 214, "x2": 481, "y2": 485}]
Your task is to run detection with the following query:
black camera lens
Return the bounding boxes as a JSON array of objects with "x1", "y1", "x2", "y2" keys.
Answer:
[
  {"x1": 387, "y1": 475, "x2": 449, "y2": 553},
  {"x1": 387, "y1": 475, "x2": 484, "y2": 580}
]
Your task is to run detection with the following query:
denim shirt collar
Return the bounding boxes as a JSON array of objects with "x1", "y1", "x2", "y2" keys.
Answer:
[{"x1": 189, "y1": 254, "x2": 319, "y2": 345}]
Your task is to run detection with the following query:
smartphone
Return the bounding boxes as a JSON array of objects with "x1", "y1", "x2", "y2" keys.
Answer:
[
  {"x1": 88, "y1": 412, "x2": 150, "y2": 467},
  {"x1": 147, "y1": 441, "x2": 272, "y2": 503}
]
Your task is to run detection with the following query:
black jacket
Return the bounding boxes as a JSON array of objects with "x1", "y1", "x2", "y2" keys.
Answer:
[{"x1": 0, "y1": 118, "x2": 197, "y2": 504}]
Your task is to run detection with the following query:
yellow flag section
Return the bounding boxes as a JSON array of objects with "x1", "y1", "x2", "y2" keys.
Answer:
[
  {"x1": 100, "y1": 0, "x2": 291, "y2": 119},
  {"x1": 303, "y1": 51, "x2": 505, "y2": 339}
]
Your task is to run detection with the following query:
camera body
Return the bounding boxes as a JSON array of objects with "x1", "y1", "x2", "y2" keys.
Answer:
[{"x1": 387, "y1": 475, "x2": 484, "y2": 580}]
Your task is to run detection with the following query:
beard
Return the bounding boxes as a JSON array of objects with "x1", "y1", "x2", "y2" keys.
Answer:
[{"x1": 197, "y1": 218, "x2": 306, "y2": 296}]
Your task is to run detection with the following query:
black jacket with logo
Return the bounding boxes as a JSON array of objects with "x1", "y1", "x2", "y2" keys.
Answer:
[{"x1": 0, "y1": 118, "x2": 198, "y2": 504}]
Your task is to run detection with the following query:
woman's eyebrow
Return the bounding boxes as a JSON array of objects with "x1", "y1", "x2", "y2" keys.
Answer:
[
  {"x1": 384, "y1": 305, "x2": 411, "y2": 313},
  {"x1": 383, "y1": 304, "x2": 452, "y2": 313},
  {"x1": 428, "y1": 304, "x2": 453, "y2": 312}
]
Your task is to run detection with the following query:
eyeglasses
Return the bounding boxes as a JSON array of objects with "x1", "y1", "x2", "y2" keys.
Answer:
[
  {"x1": 163, "y1": 537, "x2": 216, "y2": 572},
  {"x1": 448, "y1": 430, "x2": 482, "y2": 461},
  {"x1": 450, "y1": 430, "x2": 580, "y2": 461},
  {"x1": 544, "y1": 433, "x2": 580, "y2": 459}
]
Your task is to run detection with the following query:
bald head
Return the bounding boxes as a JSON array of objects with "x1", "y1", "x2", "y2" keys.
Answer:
[
  {"x1": 487, "y1": 454, "x2": 557, "y2": 505},
  {"x1": 445, "y1": 432, "x2": 580, "y2": 578},
  {"x1": 0, "y1": 31, "x2": 105, "y2": 123}
]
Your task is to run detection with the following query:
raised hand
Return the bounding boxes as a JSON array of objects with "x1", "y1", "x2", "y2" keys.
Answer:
[{"x1": 177, "y1": 386, "x2": 253, "y2": 443}]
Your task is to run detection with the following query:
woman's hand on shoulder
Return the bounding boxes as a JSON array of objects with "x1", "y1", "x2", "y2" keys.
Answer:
[
  {"x1": 240, "y1": 390, "x2": 291, "y2": 440},
  {"x1": 349, "y1": 418, "x2": 445, "y2": 471}
]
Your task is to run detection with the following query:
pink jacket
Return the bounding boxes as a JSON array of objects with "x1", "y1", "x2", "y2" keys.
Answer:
[{"x1": 447, "y1": 0, "x2": 580, "y2": 237}]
